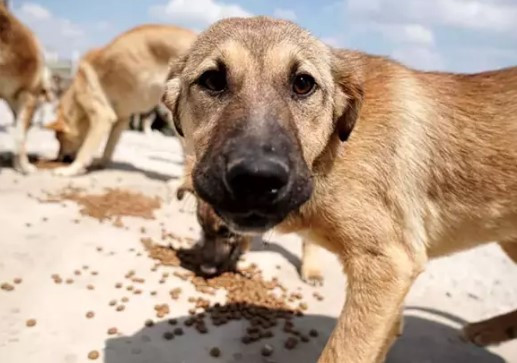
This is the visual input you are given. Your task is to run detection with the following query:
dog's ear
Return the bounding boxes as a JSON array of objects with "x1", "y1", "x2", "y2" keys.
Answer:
[
  {"x1": 331, "y1": 49, "x2": 364, "y2": 142},
  {"x1": 162, "y1": 56, "x2": 188, "y2": 137},
  {"x1": 45, "y1": 118, "x2": 69, "y2": 133}
]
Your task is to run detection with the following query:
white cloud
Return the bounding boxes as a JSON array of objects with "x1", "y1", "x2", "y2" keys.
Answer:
[
  {"x1": 149, "y1": 0, "x2": 252, "y2": 28},
  {"x1": 391, "y1": 46, "x2": 445, "y2": 70},
  {"x1": 18, "y1": 3, "x2": 51, "y2": 20},
  {"x1": 15, "y1": 2, "x2": 87, "y2": 59},
  {"x1": 347, "y1": 0, "x2": 517, "y2": 33},
  {"x1": 382, "y1": 24, "x2": 434, "y2": 45},
  {"x1": 273, "y1": 8, "x2": 297, "y2": 21}
]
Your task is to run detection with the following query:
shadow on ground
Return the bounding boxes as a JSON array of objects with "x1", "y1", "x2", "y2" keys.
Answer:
[{"x1": 104, "y1": 306, "x2": 503, "y2": 363}]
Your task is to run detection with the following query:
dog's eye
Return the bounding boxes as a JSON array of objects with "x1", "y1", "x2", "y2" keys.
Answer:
[
  {"x1": 197, "y1": 70, "x2": 227, "y2": 93},
  {"x1": 293, "y1": 74, "x2": 316, "y2": 96}
]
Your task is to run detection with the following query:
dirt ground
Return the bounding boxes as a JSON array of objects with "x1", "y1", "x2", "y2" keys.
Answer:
[{"x1": 1, "y1": 109, "x2": 516, "y2": 363}]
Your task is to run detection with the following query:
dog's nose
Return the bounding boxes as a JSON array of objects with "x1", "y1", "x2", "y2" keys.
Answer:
[{"x1": 224, "y1": 157, "x2": 289, "y2": 202}]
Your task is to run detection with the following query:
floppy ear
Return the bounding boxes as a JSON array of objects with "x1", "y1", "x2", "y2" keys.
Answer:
[
  {"x1": 162, "y1": 56, "x2": 188, "y2": 137},
  {"x1": 45, "y1": 118, "x2": 69, "y2": 133},
  {"x1": 331, "y1": 49, "x2": 364, "y2": 142}
]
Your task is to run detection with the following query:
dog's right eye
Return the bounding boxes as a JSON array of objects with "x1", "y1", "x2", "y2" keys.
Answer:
[{"x1": 197, "y1": 70, "x2": 227, "y2": 93}]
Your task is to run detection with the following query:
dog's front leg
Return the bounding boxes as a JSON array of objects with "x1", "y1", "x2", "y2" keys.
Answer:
[
  {"x1": 318, "y1": 243, "x2": 425, "y2": 363},
  {"x1": 53, "y1": 119, "x2": 112, "y2": 177}
]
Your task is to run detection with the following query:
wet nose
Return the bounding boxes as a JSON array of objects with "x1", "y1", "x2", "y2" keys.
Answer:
[{"x1": 224, "y1": 157, "x2": 290, "y2": 203}]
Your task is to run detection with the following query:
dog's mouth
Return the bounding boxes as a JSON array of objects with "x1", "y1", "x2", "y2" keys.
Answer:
[{"x1": 215, "y1": 210, "x2": 283, "y2": 235}]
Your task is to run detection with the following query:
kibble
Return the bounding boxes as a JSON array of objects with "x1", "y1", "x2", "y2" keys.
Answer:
[
  {"x1": 284, "y1": 337, "x2": 298, "y2": 350},
  {"x1": 261, "y1": 344, "x2": 274, "y2": 357},
  {"x1": 163, "y1": 331, "x2": 174, "y2": 340},
  {"x1": 107, "y1": 327, "x2": 118, "y2": 335},
  {"x1": 13, "y1": 278, "x2": 22, "y2": 284},
  {"x1": 209, "y1": 347, "x2": 221, "y2": 358},
  {"x1": 87, "y1": 351, "x2": 100, "y2": 360},
  {"x1": 116, "y1": 305, "x2": 125, "y2": 312},
  {"x1": 145, "y1": 319, "x2": 154, "y2": 327},
  {"x1": 109, "y1": 300, "x2": 117, "y2": 306},
  {"x1": 115, "y1": 283, "x2": 122, "y2": 289},
  {"x1": 26, "y1": 319, "x2": 37, "y2": 327},
  {"x1": 173, "y1": 327, "x2": 183, "y2": 336},
  {"x1": 86, "y1": 311, "x2": 95, "y2": 319},
  {"x1": 1, "y1": 283, "x2": 14, "y2": 291},
  {"x1": 309, "y1": 329, "x2": 319, "y2": 337}
]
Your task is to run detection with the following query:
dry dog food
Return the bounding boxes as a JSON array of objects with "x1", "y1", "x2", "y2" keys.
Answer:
[
  {"x1": 107, "y1": 327, "x2": 118, "y2": 335},
  {"x1": 1, "y1": 283, "x2": 14, "y2": 291},
  {"x1": 26, "y1": 319, "x2": 37, "y2": 327},
  {"x1": 209, "y1": 347, "x2": 221, "y2": 358},
  {"x1": 87, "y1": 351, "x2": 100, "y2": 360}
]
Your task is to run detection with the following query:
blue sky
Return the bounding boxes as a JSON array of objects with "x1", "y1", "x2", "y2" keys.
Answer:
[{"x1": 11, "y1": 0, "x2": 517, "y2": 72}]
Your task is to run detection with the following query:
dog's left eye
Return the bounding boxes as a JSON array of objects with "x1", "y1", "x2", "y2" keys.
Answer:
[
  {"x1": 293, "y1": 74, "x2": 316, "y2": 96},
  {"x1": 197, "y1": 69, "x2": 227, "y2": 93}
]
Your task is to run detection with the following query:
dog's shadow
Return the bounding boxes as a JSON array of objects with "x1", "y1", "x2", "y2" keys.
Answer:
[
  {"x1": 104, "y1": 306, "x2": 505, "y2": 363},
  {"x1": 89, "y1": 161, "x2": 180, "y2": 182}
]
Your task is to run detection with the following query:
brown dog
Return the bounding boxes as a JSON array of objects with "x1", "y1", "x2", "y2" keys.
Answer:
[
  {"x1": 47, "y1": 25, "x2": 196, "y2": 176},
  {"x1": 163, "y1": 16, "x2": 517, "y2": 362},
  {"x1": 0, "y1": 3, "x2": 52, "y2": 173}
]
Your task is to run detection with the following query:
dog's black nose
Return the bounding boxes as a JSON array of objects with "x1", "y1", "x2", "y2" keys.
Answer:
[{"x1": 224, "y1": 157, "x2": 289, "y2": 202}]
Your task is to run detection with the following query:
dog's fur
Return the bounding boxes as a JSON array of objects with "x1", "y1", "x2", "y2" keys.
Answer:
[
  {"x1": 47, "y1": 24, "x2": 196, "y2": 176},
  {"x1": 163, "y1": 17, "x2": 517, "y2": 362},
  {"x1": 0, "y1": 4, "x2": 52, "y2": 173},
  {"x1": 176, "y1": 160, "x2": 324, "y2": 284}
]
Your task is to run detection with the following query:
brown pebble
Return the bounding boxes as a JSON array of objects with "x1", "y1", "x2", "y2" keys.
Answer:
[
  {"x1": 1, "y1": 283, "x2": 15, "y2": 291},
  {"x1": 116, "y1": 305, "x2": 125, "y2": 312},
  {"x1": 163, "y1": 331, "x2": 174, "y2": 340},
  {"x1": 26, "y1": 319, "x2": 37, "y2": 327},
  {"x1": 88, "y1": 350, "x2": 100, "y2": 360},
  {"x1": 107, "y1": 327, "x2": 118, "y2": 335},
  {"x1": 209, "y1": 347, "x2": 221, "y2": 358},
  {"x1": 13, "y1": 278, "x2": 22, "y2": 284},
  {"x1": 86, "y1": 311, "x2": 95, "y2": 319}
]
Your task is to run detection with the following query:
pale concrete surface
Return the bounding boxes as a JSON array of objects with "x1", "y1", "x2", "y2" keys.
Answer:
[{"x1": 0, "y1": 112, "x2": 516, "y2": 363}]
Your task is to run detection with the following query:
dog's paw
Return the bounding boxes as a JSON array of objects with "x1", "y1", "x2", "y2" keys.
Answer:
[
  {"x1": 52, "y1": 165, "x2": 85, "y2": 177},
  {"x1": 463, "y1": 321, "x2": 515, "y2": 346},
  {"x1": 13, "y1": 159, "x2": 37, "y2": 175},
  {"x1": 301, "y1": 267, "x2": 324, "y2": 287}
]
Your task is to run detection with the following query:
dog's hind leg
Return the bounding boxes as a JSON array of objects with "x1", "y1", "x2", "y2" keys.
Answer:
[
  {"x1": 462, "y1": 241, "x2": 517, "y2": 346},
  {"x1": 11, "y1": 91, "x2": 37, "y2": 174}
]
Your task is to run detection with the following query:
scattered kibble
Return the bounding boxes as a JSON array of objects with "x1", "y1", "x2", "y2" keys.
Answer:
[
  {"x1": 116, "y1": 305, "x2": 125, "y2": 312},
  {"x1": 1, "y1": 283, "x2": 14, "y2": 291},
  {"x1": 13, "y1": 278, "x2": 22, "y2": 284},
  {"x1": 86, "y1": 311, "x2": 95, "y2": 319},
  {"x1": 261, "y1": 344, "x2": 274, "y2": 357},
  {"x1": 107, "y1": 327, "x2": 118, "y2": 335},
  {"x1": 209, "y1": 347, "x2": 221, "y2": 358},
  {"x1": 163, "y1": 331, "x2": 174, "y2": 340},
  {"x1": 87, "y1": 350, "x2": 100, "y2": 360},
  {"x1": 26, "y1": 319, "x2": 37, "y2": 327}
]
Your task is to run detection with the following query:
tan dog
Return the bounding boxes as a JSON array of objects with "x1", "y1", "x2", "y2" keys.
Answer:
[
  {"x1": 0, "y1": 3, "x2": 52, "y2": 173},
  {"x1": 47, "y1": 24, "x2": 196, "y2": 176},
  {"x1": 163, "y1": 16, "x2": 517, "y2": 363},
  {"x1": 176, "y1": 163, "x2": 324, "y2": 284}
]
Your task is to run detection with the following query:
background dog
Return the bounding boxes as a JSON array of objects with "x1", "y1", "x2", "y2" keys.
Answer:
[
  {"x1": 0, "y1": 3, "x2": 53, "y2": 173},
  {"x1": 163, "y1": 16, "x2": 517, "y2": 363},
  {"x1": 47, "y1": 24, "x2": 196, "y2": 176}
]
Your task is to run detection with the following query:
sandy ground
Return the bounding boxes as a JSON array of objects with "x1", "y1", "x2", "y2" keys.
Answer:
[{"x1": 0, "y1": 109, "x2": 516, "y2": 363}]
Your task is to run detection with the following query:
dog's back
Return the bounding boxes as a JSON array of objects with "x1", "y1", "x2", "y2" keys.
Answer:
[{"x1": 0, "y1": 5, "x2": 43, "y2": 100}]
